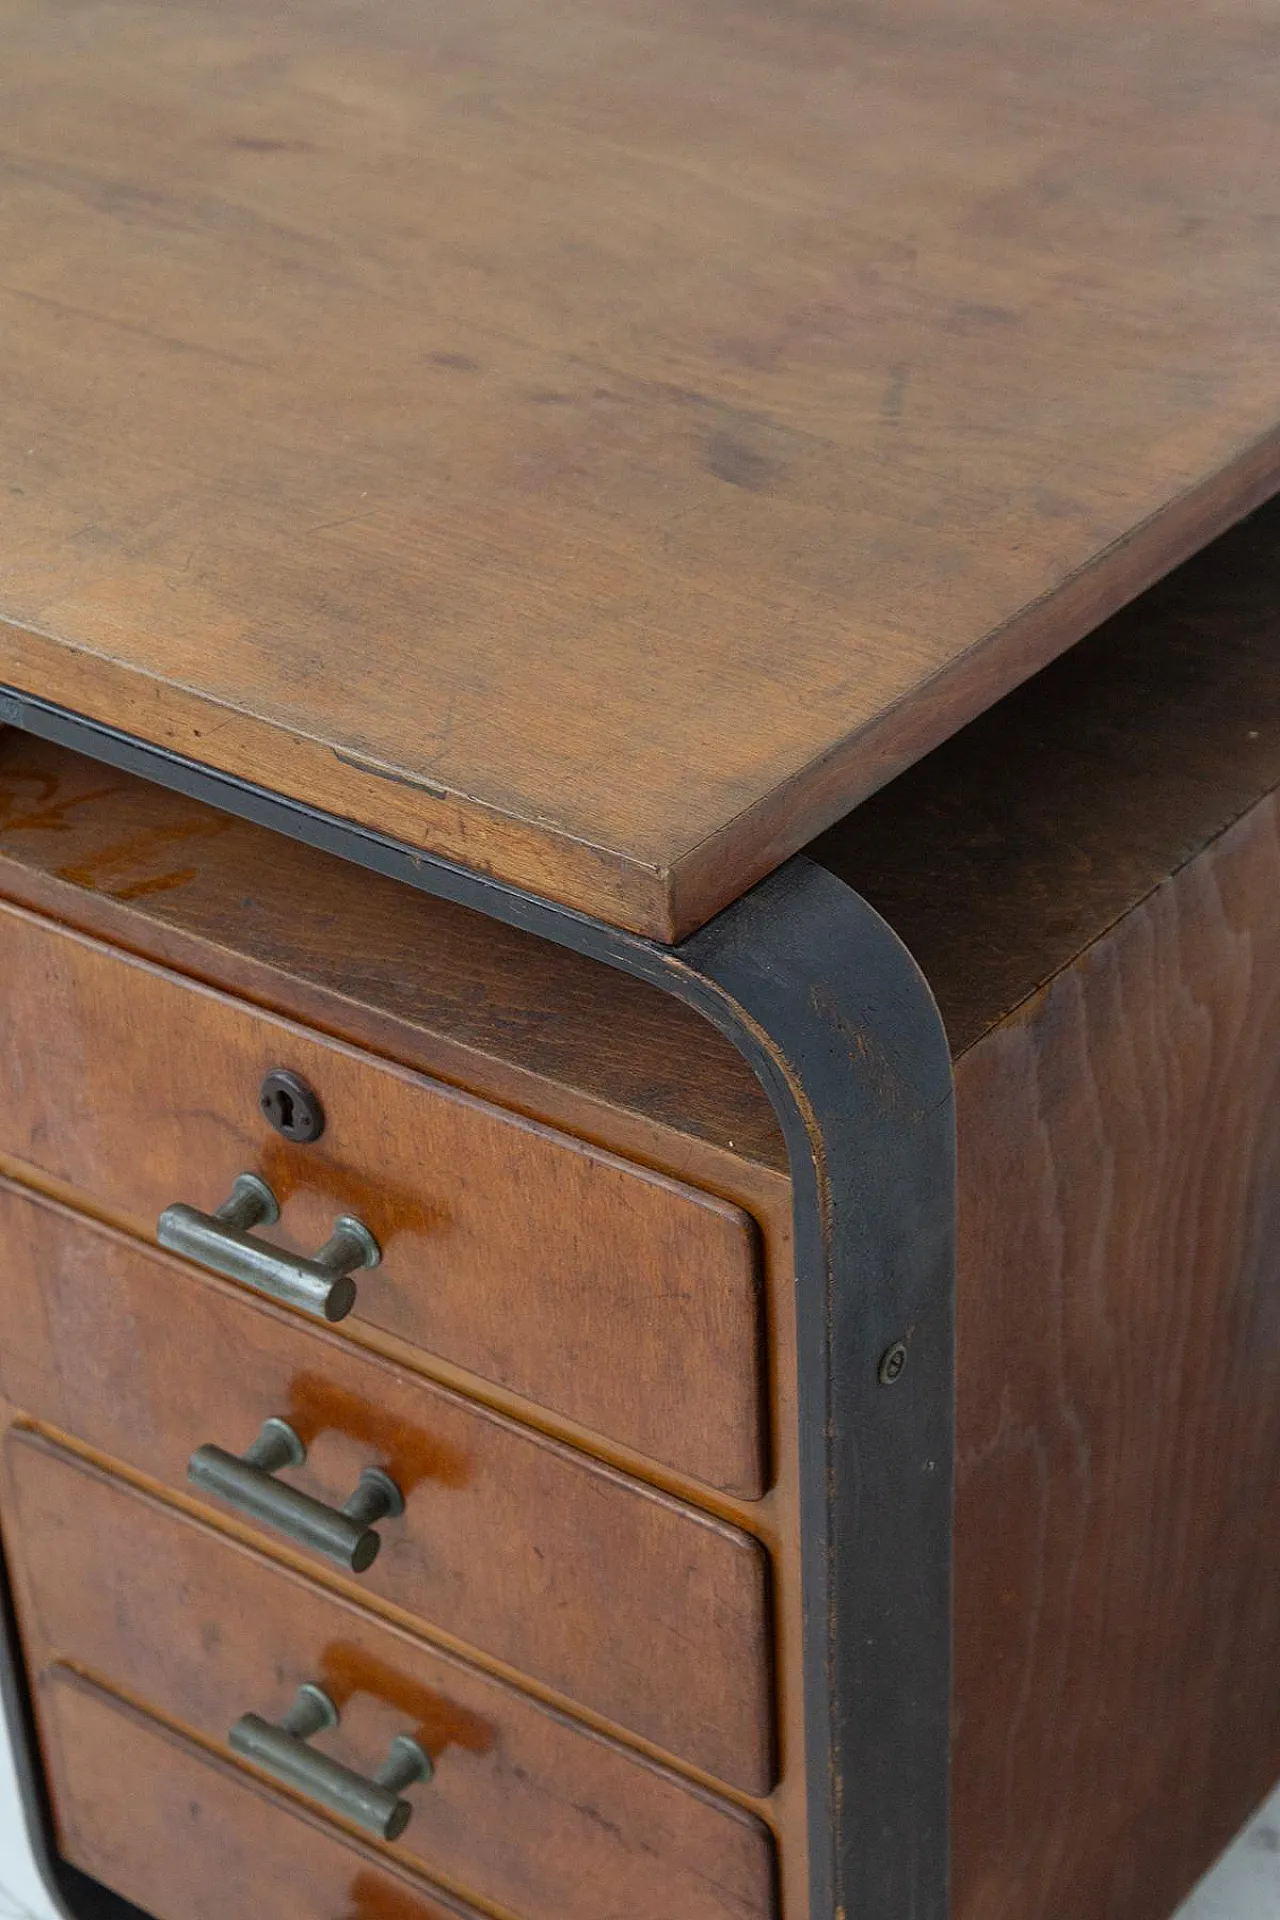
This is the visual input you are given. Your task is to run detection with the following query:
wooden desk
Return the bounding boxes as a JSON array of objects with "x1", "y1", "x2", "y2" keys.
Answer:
[{"x1": 0, "y1": 6, "x2": 1277, "y2": 1920}]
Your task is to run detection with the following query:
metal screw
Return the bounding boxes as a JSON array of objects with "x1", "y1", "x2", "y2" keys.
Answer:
[
  {"x1": 260, "y1": 1068, "x2": 325, "y2": 1143},
  {"x1": 878, "y1": 1341, "x2": 908, "y2": 1386}
]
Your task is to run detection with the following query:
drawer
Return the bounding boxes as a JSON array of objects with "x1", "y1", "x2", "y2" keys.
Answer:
[
  {"x1": 38, "y1": 1665, "x2": 493, "y2": 1920},
  {"x1": 0, "y1": 897, "x2": 764, "y2": 1495},
  {"x1": 0, "y1": 1178, "x2": 772, "y2": 1791},
  {"x1": 8, "y1": 1436, "x2": 777, "y2": 1920}
]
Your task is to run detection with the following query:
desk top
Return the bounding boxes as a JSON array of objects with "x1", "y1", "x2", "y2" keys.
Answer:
[{"x1": 1, "y1": 0, "x2": 1278, "y2": 938}]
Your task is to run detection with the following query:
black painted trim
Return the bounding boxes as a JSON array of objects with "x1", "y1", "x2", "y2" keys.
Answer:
[
  {"x1": 0, "y1": 689, "x2": 637, "y2": 965},
  {"x1": 0, "y1": 687, "x2": 955, "y2": 1920}
]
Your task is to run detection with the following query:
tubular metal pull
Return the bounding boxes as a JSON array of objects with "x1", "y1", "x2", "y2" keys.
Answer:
[
  {"x1": 189, "y1": 1417, "x2": 404, "y2": 1573},
  {"x1": 231, "y1": 1682, "x2": 432, "y2": 1841},
  {"x1": 157, "y1": 1172, "x2": 380, "y2": 1321}
]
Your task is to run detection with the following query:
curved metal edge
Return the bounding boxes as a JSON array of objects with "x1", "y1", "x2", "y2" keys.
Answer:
[
  {"x1": 676, "y1": 859, "x2": 955, "y2": 1920},
  {"x1": 0, "y1": 689, "x2": 955, "y2": 1920}
]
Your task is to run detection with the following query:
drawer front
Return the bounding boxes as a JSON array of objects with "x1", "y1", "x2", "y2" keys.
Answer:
[
  {"x1": 0, "y1": 898, "x2": 764, "y2": 1495},
  {"x1": 39, "y1": 1665, "x2": 489, "y2": 1920},
  {"x1": 0, "y1": 1179, "x2": 772, "y2": 1791},
  {"x1": 9, "y1": 1438, "x2": 777, "y2": 1920}
]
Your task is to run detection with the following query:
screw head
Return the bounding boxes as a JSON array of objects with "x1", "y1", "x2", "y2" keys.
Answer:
[
  {"x1": 259, "y1": 1068, "x2": 325, "y2": 1143},
  {"x1": 878, "y1": 1341, "x2": 908, "y2": 1386}
]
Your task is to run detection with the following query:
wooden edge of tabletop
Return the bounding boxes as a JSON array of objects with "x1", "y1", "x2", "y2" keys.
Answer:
[
  {"x1": 671, "y1": 429, "x2": 1280, "y2": 938},
  {"x1": 3, "y1": 426, "x2": 1278, "y2": 942}
]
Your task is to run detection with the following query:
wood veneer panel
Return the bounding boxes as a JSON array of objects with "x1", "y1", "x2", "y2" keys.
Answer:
[
  {"x1": 951, "y1": 791, "x2": 1280, "y2": 1920},
  {"x1": 0, "y1": 1180, "x2": 772, "y2": 1793},
  {"x1": 8, "y1": 1439, "x2": 776, "y2": 1920},
  {"x1": 37, "y1": 1667, "x2": 489, "y2": 1920},
  {"x1": 1, "y1": 1, "x2": 1279, "y2": 932},
  {"x1": 0, "y1": 730, "x2": 787, "y2": 1181},
  {"x1": 816, "y1": 497, "x2": 1280, "y2": 1055},
  {"x1": 0, "y1": 897, "x2": 766, "y2": 1497},
  {"x1": 7, "y1": 477, "x2": 1280, "y2": 1166}
]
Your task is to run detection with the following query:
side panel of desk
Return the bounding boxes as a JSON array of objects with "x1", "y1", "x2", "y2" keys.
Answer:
[{"x1": 953, "y1": 789, "x2": 1280, "y2": 1920}]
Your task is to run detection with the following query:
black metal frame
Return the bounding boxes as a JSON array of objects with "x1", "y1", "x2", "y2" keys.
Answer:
[{"x1": 0, "y1": 687, "x2": 956, "y2": 1920}]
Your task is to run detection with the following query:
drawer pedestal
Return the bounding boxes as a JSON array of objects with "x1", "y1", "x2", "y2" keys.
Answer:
[{"x1": 0, "y1": 500, "x2": 1279, "y2": 1920}]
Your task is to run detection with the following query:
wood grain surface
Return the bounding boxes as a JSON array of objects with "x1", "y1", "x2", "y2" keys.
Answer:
[
  {"x1": 0, "y1": 895, "x2": 765, "y2": 1495},
  {"x1": 0, "y1": 1179, "x2": 772, "y2": 1792},
  {"x1": 37, "y1": 1665, "x2": 498, "y2": 1920},
  {"x1": 816, "y1": 497, "x2": 1280, "y2": 1055},
  {"x1": 951, "y1": 790, "x2": 1280, "y2": 1920},
  {"x1": 8, "y1": 1438, "x2": 776, "y2": 1920},
  {"x1": 1, "y1": 1, "x2": 1279, "y2": 932},
  {"x1": 0, "y1": 727, "x2": 788, "y2": 1179},
  {"x1": 0, "y1": 732, "x2": 811, "y2": 1905}
]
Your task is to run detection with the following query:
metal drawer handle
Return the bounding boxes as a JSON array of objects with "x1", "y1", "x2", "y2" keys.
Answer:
[
  {"x1": 157, "y1": 1172, "x2": 380, "y2": 1321},
  {"x1": 188, "y1": 1417, "x2": 404, "y2": 1573},
  {"x1": 231, "y1": 1682, "x2": 432, "y2": 1842}
]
